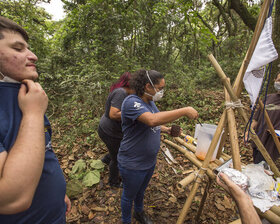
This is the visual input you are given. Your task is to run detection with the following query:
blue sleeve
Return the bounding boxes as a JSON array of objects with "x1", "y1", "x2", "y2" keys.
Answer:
[
  {"x1": 0, "y1": 142, "x2": 6, "y2": 153},
  {"x1": 122, "y1": 97, "x2": 150, "y2": 121}
]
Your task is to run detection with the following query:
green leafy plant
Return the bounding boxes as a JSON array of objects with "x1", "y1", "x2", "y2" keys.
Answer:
[
  {"x1": 66, "y1": 159, "x2": 104, "y2": 197},
  {"x1": 70, "y1": 159, "x2": 104, "y2": 185}
]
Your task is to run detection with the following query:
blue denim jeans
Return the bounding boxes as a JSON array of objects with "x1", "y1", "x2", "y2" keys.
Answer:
[{"x1": 118, "y1": 164, "x2": 155, "y2": 223}]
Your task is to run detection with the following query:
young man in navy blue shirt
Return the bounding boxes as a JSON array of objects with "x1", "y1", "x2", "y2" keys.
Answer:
[{"x1": 0, "y1": 16, "x2": 71, "y2": 223}]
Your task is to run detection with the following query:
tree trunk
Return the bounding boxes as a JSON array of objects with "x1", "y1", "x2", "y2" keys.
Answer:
[
  {"x1": 212, "y1": 0, "x2": 233, "y2": 36},
  {"x1": 229, "y1": 0, "x2": 257, "y2": 31}
]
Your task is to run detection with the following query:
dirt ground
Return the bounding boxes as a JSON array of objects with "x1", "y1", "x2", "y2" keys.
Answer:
[
  {"x1": 52, "y1": 89, "x2": 278, "y2": 224},
  {"x1": 63, "y1": 138, "x2": 251, "y2": 224}
]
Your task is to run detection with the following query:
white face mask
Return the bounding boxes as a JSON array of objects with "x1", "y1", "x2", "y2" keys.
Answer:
[
  {"x1": 145, "y1": 71, "x2": 164, "y2": 101},
  {"x1": 145, "y1": 89, "x2": 164, "y2": 101},
  {"x1": 0, "y1": 71, "x2": 20, "y2": 83},
  {"x1": 274, "y1": 81, "x2": 280, "y2": 91}
]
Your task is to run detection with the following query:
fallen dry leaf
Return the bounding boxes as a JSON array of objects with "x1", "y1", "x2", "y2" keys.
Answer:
[
  {"x1": 182, "y1": 169, "x2": 194, "y2": 175},
  {"x1": 81, "y1": 204, "x2": 90, "y2": 215},
  {"x1": 66, "y1": 205, "x2": 81, "y2": 222},
  {"x1": 223, "y1": 195, "x2": 233, "y2": 209},
  {"x1": 64, "y1": 168, "x2": 71, "y2": 174},
  {"x1": 108, "y1": 206, "x2": 114, "y2": 212},
  {"x1": 91, "y1": 206, "x2": 108, "y2": 212},
  {"x1": 215, "y1": 202, "x2": 226, "y2": 211},
  {"x1": 68, "y1": 154, "x2": 75, "y2": 161},
  {"x1": 161, "y1": 211, "x2": 170, "y2": 218},
  {"x1": 88, "y1": 211, "x2": 95, "y2": 220},
  {"x1": 194, "y1": 195, "x2": 202, "y2": 202},
  {"x1": 86, "y1": 150, "x2": 95, "y2": 158},
  {"x1": 168, "y1": 196, "x2": 177, "y2": 203}
]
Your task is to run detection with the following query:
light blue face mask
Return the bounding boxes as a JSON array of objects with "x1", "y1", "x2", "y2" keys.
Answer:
[
  {"x1": 0, "y1": 71, "x2": 20, "y2": 83},
  {"x1": 144, "y1": 71, "x2": 164, "y2": 101}
]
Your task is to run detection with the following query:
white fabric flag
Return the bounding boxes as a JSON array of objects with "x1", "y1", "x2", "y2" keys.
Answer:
[{"x1": 243, "y1": 16, "x2": 278, "y2": 109}]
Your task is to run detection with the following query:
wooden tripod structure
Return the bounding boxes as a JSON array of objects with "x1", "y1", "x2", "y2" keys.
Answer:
[{"x1": 166, "y1": 0, "x2": 280, "y2": 223}]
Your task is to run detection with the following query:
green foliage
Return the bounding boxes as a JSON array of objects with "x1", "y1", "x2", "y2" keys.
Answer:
[
  {"x1": 0, "y1": 0, "x2": 52, "y2": 66},
  {"x1": 71, "y1": 159, "x2": 86, "y2": 174},
  {"x1": 66, "y1": 179, "x2": 83, "y2": 198},
  {"x1": 3, "y1": 1, "x2": 275, "y2": 185},
  {"x1": 90, "y1": 160, "x2": 105, "y2": 169},
  {"x1": 36, "y1": 0, "x2": 263, "y2": 152},
  {"x1": 1, "y1": 0, "x2": 255, "y2": 117},
  {"x1": 82, "y1": 170, "x2": 101, "y2": 187},
  {"x1": 70, "y1": 159, "x2": 104, "y2": 188}
]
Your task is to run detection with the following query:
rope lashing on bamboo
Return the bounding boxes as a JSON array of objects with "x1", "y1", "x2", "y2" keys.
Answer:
[
  {"x1": 225, "y1": 99, "x2": 244, "y2": 109},
  {"x1": 194, "y1": 167, "x2": 207, "y2": 183}
]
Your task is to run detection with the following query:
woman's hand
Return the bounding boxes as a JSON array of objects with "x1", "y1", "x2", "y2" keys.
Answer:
[
  {"x1": 161, "y1": 125, "x2": 171, "y2": 134},
  {"x1": 64, "y1": 195, "x2": 71, "y2": 216},
  {"x1": 184, "y1": 107, "x2": 199, "y2": 119}
]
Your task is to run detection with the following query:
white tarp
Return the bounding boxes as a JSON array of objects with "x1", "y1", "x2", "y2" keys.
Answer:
[{"x1": 243, "y1": 16, "x2": 278, "y2": 109}]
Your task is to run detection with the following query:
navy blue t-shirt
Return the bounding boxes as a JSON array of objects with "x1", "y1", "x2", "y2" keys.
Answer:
[
  {"x1": 117, "y1": 95, "x2": 161, "y2": 170},
  {"x1": 0, "y1": 82, "x2": 66, "y2": 223}
]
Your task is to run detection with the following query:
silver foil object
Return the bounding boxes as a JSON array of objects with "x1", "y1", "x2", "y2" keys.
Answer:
[{"x1": 218, "y1": 168, "x2": 249, "y2": 190}]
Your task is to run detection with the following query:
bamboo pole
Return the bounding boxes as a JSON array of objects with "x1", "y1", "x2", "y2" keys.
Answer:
[
  {"x1": 176, "y1": 2, "x2": 273, "y2": 221},
  {"x1": 172, "y1": 143, "x2": 219, "y2": 170},
  {"x1": 233, "y1": 0, "x2": 272, "y2": 96},
  {"x1": 225, "y1": 82, "x2": 242, "y2": 171},
  {"x1": 216, "y1": 124, "x2": 228, "y2": 160},
  {"x1": 163, "y1": 139, "x2": 217, "y2": 179},
  {"x1": 176, "y1": 135, "x2": 196, "y2": 152},
  {"x1": 256, "y1": 207, "x2": 280, "y2": 224},
  {"x1": 176, "y1": 111, "x2": 227, "y2": 224},
  {"x1": 228, "y1": 201, "x2": 280, "y2": 223},
  {"x1": 208, "y1": 54, "x2": 280, "y2": 177},
  {"x1": 177, "y1": 180, "x2": 201, "y2": 224},
  {"x1": 229, "y1": 209, "x2": 280, "y2": 224},
  {"x1": 250, "y1": 137, "x2": 280, "y2": 176},
  {"x1": 270, "y1": 206, "x2": 280, "y2": 217},
  {"x1": 258, "y1": 99, "x2": 280, "y2": 154},
  {"x1": 172, "y1": 137, "x2": 219, "y2": 170},
  {"x1": 215, "y1": 83, "x2": 230, "y2": 160},
  {"x1": 177, "y1": 172, "x2": 196, "y2": 189},
  {"x1": 228, "y1": 200, "x2": 280, "y2": 223},
  {"x1": 174, "y1": 136, "x2": 230, "y2": 161}
]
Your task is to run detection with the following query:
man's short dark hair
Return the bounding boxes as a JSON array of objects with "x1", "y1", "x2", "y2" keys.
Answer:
[{"x1": 0, "y1": 16, "x2": 29, "y2": 41}]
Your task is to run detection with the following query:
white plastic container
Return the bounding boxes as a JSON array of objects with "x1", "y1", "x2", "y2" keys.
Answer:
[{"x1": 194, "y1": 124, "x2": 222, "y2": 161}]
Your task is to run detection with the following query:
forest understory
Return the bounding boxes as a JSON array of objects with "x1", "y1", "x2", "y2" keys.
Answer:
[{"x1": 50, "y1": 88, "x2": 279, "y2": 224}]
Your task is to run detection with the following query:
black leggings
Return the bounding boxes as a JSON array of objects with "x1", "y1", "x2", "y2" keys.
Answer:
[{"x1": 98, "y1": 126, "x2": 122, "y2": 185}]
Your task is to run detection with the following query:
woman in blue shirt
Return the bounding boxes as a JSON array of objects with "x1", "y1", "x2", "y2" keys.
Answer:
[{"x1": 118, "y1": 69, "x2": 199, "y2": 224}]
